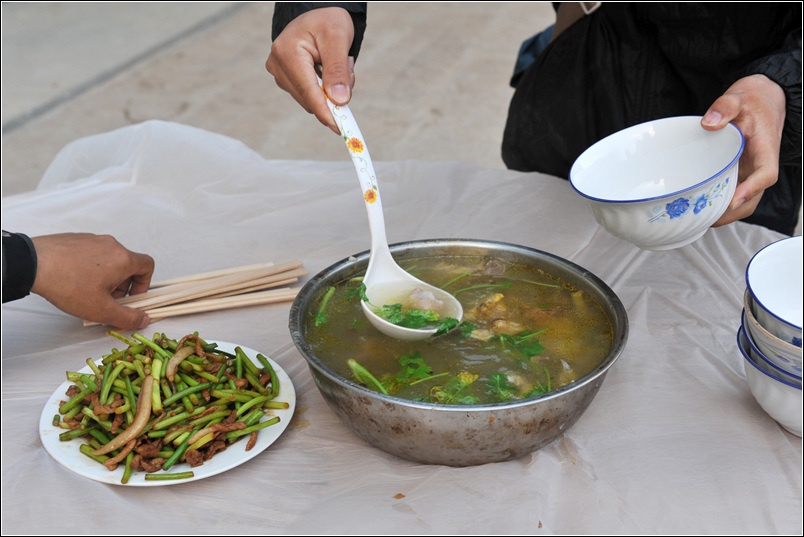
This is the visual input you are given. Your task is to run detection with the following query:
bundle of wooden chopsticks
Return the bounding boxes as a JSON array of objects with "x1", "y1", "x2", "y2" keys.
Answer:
[{"x1": 83, "y1": 260, "x2": 307, "y2": 326}]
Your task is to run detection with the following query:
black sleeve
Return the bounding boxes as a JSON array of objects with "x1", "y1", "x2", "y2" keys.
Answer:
[
  {"x1": 2, "y1": 230, "x2": 38, "y2": 303},
  {"x1": 272, "y1": 2, "x2": 368, "y2": 60},
  {"x1": 737, "y1": 24, "x2": 802, "y2": 167}
]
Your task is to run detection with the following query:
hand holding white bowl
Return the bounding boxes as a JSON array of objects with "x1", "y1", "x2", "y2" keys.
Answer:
[{"x1": 570, "y1": 116, "x2": 744, "y2": 250}]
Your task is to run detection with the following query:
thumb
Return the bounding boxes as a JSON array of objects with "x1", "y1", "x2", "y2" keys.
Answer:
[
  {"x1": 321, "y1": 56, "x2": 355, "y2": 106},
  {"x1": 99, "y1": 302, "x2": 151, "y2": 331},
  {"x1": 701, "y1": 94, "x2": 740, "y2": 131}
]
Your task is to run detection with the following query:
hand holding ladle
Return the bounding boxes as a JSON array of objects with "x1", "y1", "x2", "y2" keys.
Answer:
[{"x1": 318, "y1": 77, "x2": 463, "y2": 340}]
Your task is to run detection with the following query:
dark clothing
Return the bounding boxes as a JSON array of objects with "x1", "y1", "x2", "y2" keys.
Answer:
[
  {"x1": 272, "y1": 2, "x2": 367, "y2": 59},
  {"x1": 503, "y1": 2, "x2": 802, "y2": 235},
  {"x1": 272, "y1": 2, "x2": 802, "y2": 235},
  {"x1": 2, "y1": 230, "x2": 37, "y2": 303}
]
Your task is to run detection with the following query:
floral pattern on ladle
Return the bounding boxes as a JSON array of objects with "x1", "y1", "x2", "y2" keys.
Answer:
[{"x1": 316, "y1": 77, "x2": 463, "y2": 341}]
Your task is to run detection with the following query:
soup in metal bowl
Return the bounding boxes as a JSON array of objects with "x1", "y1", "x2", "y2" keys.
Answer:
[{"x1": 289, "y1": 240, "x2": 629, "y2": 466}]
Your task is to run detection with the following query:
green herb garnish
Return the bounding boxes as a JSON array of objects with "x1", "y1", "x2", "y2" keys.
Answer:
[
  {"x1": 315, "y1": 286, "x2": 336, "y2": 326},
  {"x1": 523, "y1": 368, "x2": 552, "y2": 398},
  {"x1": 458, "y1": 322, "x2": 477, "y2": 337},
  {"x1": 495, "y1": 329, "x2": 547, "y2": 358},
  {"x1": 396, "y1": 351, "x2": 432, "y2": 383},
  {"x1": 358, "y1": 282, "x2": 369, "y2": 302},
  {"x1": 430, "y1": 372, "x2": 480, "y2": 405},
  {"x1": 440, "y1": 271, "x2": 472, "y2": 289},
  {"x1": 485, "y1": 372, "x2": 519, "y2": 402},
  {"x1": 347, "y1": 359, "x2": 388, "y2": 395},
  {"x1": 520, "y1": 279, "x2": 561, "y2": 289},
  {"x1": 386, "y1": 352, "x2": 448, "y2": 390},
  {"x1": 377, "y1": 303, "x2": 440, "y2": 328},
  {"x1": 452, "y1": 280, "x2": 513, "y2": 296},
  {"x1": 434, "y1": 317, "x2": 460, "y2": 335},
  {"x1": 358, "y1": 283, "x2": 459, "y2": 334}
]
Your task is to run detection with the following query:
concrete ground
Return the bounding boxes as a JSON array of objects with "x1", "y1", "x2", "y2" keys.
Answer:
[{"x1": 1, "y1": 2, "x2": 554, "y2": 197}]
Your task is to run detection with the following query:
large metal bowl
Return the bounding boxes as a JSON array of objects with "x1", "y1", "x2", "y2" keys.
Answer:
[{"x1": 289, "y1": 239, "x2": 629, "y2": 466}]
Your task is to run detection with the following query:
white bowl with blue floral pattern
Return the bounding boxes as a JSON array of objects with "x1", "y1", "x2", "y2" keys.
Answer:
[
  {"x1": 738, "y1": 325, "x2": 802, "y2": 437},
  {"x1": 570, "y1": 116, "x2": 743, "y2": 250},
  {"x1": 746, "y1": 235, "x2": 803, "y2": 347}
]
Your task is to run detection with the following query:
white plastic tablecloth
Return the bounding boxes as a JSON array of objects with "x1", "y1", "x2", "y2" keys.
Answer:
[{"x1": 2, "y1": 121, "x2": 801, "y2": 534}]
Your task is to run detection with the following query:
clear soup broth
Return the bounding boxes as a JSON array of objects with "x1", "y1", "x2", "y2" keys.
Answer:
[{"x1": 304, "y1": 255, "x2": 614, "y2": 405}]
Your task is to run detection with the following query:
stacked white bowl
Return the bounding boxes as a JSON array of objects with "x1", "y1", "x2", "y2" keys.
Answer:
[{"x1": 738, "y1": 235, "x2": 802, "y2": 436}]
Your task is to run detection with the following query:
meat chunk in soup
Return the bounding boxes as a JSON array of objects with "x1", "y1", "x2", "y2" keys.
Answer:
[{"x1": 408, "y1": 287, "x2": 446, "y2": 312}]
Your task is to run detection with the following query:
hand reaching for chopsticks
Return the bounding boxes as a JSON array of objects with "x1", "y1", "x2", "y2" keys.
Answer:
[
  {"x1": 28, "y1": 233, "x2": 155, "y2": 330},
  {"x1": 83, "y1": 260, "x2": 307, "y2": 327}
]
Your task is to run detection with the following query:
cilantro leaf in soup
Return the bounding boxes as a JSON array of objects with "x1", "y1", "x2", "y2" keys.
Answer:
[
  {"x1": 523, "y1": 367, "x2": 552, "y2": 398},
  {"x1": 486, "y1": 372, "x2": 518, "y2": 402},
  {"x1": 358, "y1": 283, "x2": 369, "y2": 302},
  {"x1": 376, "y1": 303, "x2": 440, "y2": 328},
  {"x1": 435, "y1": 317, "x2": 460, "y2": 335},
  {"x1": 347, "y1": 359, "x2": 389, "y2": 395},
  {"x1": 495, "y1": 329, "x2": 546, "y2": 358},
  {"x1": 512, "y1": 331, "x2": 545, "y2": 358},
  {"x1": 458, "y1": 322, "x2": 477, "y2": 337},
  {"x1": 315, "y1": 286, "x2": 336, "y2": 326},
  {"x1": 396, "y1": 351, "x2": 432, "y2": 383},
  {"x1": 430, "y1": 372, "x2": 479, "y2": 404}
]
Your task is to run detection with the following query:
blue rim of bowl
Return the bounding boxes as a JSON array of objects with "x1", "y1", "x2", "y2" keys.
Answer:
[
  {"x1": 741, "y1": 310, "x2": 802, "y2": 381},
  {"x1": 745, "y1": 236, "x2": 803, "y2": 332},
  {"x1": 738, "y1": 325, "x2": 802, "y2": 390},
  {"x1": 569, "y1": 116, "x2": 745, "y2": 204}
]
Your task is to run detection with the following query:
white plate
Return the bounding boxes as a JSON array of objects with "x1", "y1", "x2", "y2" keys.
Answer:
[{"x1": 39, "y1": 341, "x2": 295, "y2": 486}]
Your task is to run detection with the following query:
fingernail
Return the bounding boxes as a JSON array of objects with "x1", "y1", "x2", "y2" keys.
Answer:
[
  {"x1": 701, "y1": 110, "x2": 723, "y2": 127},
  {"x1": 329, "y1": 84, "x2": 350, "y2": 103},
  {"x1": 732, "y1": 197, "x2": 746, "y2": 210},
  {"x1": 138, "y1": 314, "x2": 151, "y2": 330}
]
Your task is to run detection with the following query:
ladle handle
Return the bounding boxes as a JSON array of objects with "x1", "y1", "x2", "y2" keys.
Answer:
[{"x1": 318, "y1": 77, "x2": 394, "y2": 275}]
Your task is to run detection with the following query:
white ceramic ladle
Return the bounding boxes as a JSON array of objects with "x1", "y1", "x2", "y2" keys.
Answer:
[{"x1": 319, "y1": 78, "x2": 463, "y2": 340}]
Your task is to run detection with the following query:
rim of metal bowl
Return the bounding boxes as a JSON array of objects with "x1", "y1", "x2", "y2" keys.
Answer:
[
  {"x1": 289, "y1": 238, "x2": 630, "y2": 412},
  {"x1": 569, "y1": 116, "x2": 745, "y2": 204}
]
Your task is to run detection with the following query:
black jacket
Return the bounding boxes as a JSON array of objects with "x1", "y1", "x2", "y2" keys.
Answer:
[
  {"x1": 273, "y1": 2, "x2": 802, "y2": 235},
  {"x1": 272, "y1": 2, "x2": 367, "y2": 59},
  {"x1": 503, "y1": 2, "x2": 802, "y2": 235}
]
